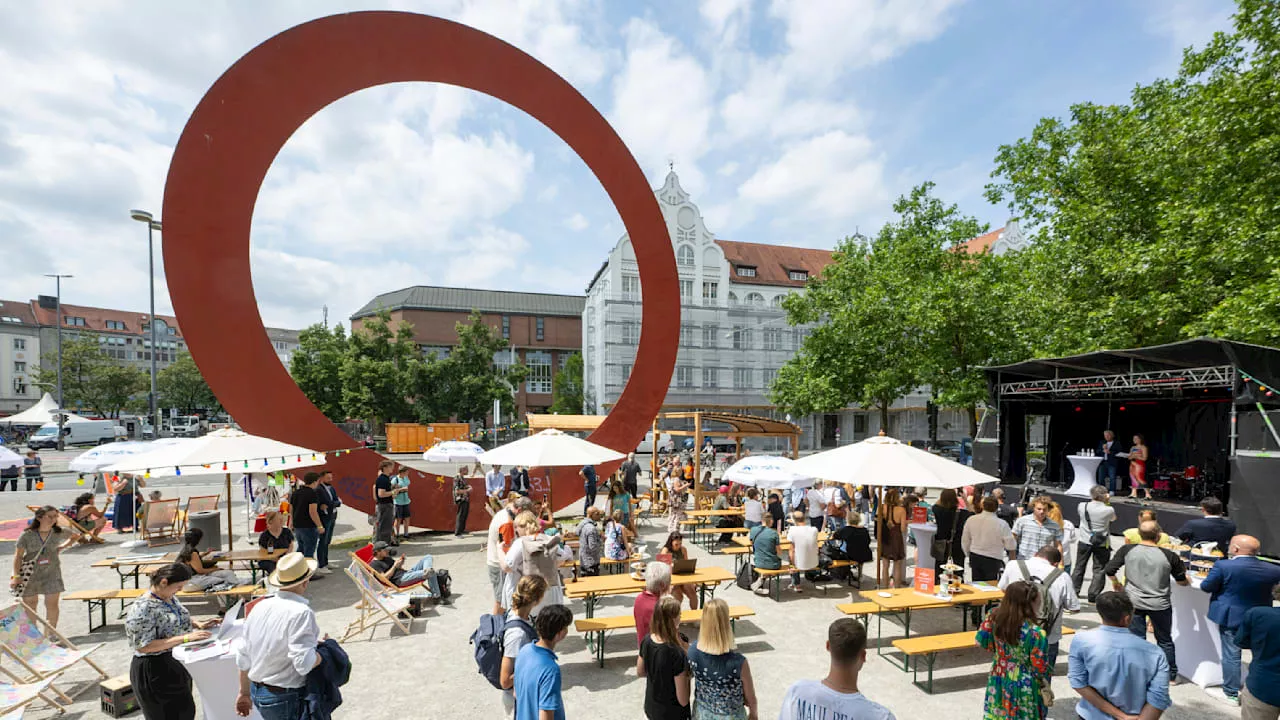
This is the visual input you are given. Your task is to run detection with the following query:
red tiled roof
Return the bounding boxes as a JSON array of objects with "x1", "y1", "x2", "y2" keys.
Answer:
[
  {"x1": 26, "y1": 301, "x2": 182, "y2": 337},
  {"x1": 0, "y1": 299, "x2": 37, "y2": 326},
  {"x1": 714, "y1": 239, "x2": 835, "y2": 287},
  {"x1": 957, "y1": 227, "x2": 1004, "y2": 254}
]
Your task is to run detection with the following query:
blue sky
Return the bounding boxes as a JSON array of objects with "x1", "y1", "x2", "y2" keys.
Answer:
[{"x1": 0, "y1": 0, "x2": 1235, "y2": 330}]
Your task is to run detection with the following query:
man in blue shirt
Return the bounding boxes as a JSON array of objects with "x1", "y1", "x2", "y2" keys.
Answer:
[
  {"x1": 1069, "y1": 591, "x2": 1172, "y2": 720},
  {"x1": 579, "y1": 465, "x2": 598, "y2": 516},
  {"x1": 1237, "y1": 583, "x2": 1280, "y2": 717},
  {"x1": 1199, "y1": 534, "x2": 1280, "y2": 706},
  {"x1": 514, "y1": 604, "x2": 573, "y2": 720}
]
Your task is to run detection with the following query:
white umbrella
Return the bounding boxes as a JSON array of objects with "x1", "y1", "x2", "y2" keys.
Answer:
[
  {"x1": 478, "y1": 428, "x2": 624, "y2": 467},
  {"x1": 68, "y1": 438, "x2": 192, "y2": 474},
  {"x1": 792, "y1": 435, "x2": 996, "y2": 491},
  {"x1": 103, "y1": 428, "x2": 326, "y2": 550},
  {"x1": 0, "y1": 447, "x2": 21, "y2": 471},
  {"x1": 423, "y1": 440, "x2": 485, "y2": 463},
  {"x1": 721, "y1": 455, "x2": 814, "y2": 491}
]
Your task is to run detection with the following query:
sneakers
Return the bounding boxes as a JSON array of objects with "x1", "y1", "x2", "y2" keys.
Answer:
[
  {"x1": 315, "y1": 566, "x2": 333, "y2": 576},
  {"x1": 1205, "y1": 687, "x2": 1239, "y2": 705}
]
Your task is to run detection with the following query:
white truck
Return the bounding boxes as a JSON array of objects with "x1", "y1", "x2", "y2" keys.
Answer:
[
  {"x1": 170, "y1": 415, "x2": 205, "y2": 438},
  {"x1": 27, "y1": 419, "x2": 124, "y2": 449}
]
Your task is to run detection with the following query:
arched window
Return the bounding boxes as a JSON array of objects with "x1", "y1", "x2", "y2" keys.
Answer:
[
  {"x1": 677, "y1": 245, "x2": 695, "y2": 266},
  {"x1": 727, "y1": 292, "x2": 738, "y2": 306},
  {"x1": 770, "y1": 295, "x2": 784, "y2": 308},
  {"x1": 745, "y1": 292, "x2": 765, "y2": 307}
]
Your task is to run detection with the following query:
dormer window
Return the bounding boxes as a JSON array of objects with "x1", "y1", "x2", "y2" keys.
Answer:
[
  {"x1": 788, "y1": 270, "x2": 808, "y2": 282},
  {"x1": 736, "y1": 265, "x2": 757, "y2": 278}
]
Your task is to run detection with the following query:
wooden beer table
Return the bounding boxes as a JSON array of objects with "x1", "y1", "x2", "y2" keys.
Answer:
[
  {"x1": 92, "y1": 548, "x2": 286, "y2": 589},
  {"x1": 859, "y1": 584, "x2": 1005, "y2": 670},
  {"x1": 564, "y1": 566, "x2": 735, "y2": 618}
]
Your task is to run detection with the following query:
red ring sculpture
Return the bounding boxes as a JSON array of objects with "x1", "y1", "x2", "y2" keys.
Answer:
[{"x1": 162, "y1": 12, "x2": 678, "y2": 530}]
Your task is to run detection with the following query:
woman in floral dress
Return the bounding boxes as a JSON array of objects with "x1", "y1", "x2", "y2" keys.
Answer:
[{"x1": 976, "y1": 580, "x2": 1050, "y2": 719}]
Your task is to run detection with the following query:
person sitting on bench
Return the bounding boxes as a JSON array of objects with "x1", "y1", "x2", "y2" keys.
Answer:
[
  {"x1": 72, "y1": 492, "x2": 107, "y2": 543},
  {"x1": 370, "y1": 541, "x2": 440, "y2": 596}
]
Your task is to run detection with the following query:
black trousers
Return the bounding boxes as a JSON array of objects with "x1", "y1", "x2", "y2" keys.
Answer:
[
  {"x1": 969, "y1": 553, "x2": 1005, "y2": 623},
  {"x1": 624, "y1": 478, "x2": 638, "y2": 499},
  {"x1": 131, "y1": 652, "x2": 195, "y2": 720},
  {"x1": 0, "y1": 476, "x2": 15, "y2": 491},
  {"x1": 1072, "y1": 541, "x2": 1112, "y2": 602},
  {"x1": 454, "y1": 500, "x2": 469, "y2": 535},
  {"x1": 584, "y1": 489, "x2": 597, "y2": 515}
]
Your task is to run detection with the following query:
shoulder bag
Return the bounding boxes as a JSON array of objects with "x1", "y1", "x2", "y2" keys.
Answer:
[
  {"x1": 11, "y1": 532, "x2": 53, "y2": 598},
  {"x1": 1084, "y1": 504, "x2": 1108, "y2": 546}
]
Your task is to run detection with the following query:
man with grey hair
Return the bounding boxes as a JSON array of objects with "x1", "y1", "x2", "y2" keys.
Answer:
[
  {"x1": 1073, "y1": 485, "x2": 1117, "y2": 602},
  {"x1": 633, "y1": 561, "x2": 671, "y2": 646}
]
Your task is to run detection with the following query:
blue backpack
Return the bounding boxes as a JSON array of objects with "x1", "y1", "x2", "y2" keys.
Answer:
[{"x1": 471, "y1": 614, "x2": 535, "y2": 689}]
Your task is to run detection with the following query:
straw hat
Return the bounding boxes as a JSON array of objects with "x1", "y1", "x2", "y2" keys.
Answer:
[{"x1": 268, "y1": 552, "x2": 317, "y2": 589}]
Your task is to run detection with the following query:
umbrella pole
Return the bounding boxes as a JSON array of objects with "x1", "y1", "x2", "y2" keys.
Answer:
[
  {"x1": 876, "y1": 485, "x2": 883, "y2": 588},
  {"x1": 225, "y1": 473, "x2": 234, "y2": 551}
]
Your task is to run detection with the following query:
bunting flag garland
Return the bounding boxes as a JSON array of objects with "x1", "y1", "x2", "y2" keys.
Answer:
[{"x1": 1241, "y1": 371, "x2": 1275, "y2": 398}]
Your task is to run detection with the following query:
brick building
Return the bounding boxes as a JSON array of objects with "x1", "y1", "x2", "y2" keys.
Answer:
[{"x1": 350, "y1": 286, "x2": 584, "y2": 417}]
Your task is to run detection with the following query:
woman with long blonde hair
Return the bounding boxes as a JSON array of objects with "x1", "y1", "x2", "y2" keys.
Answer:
[
  {"x1": 637, "y1": 595, "x2": 691, "y2": 719},
  {"x1": 686, "y1": 599, "x2": 757, "y2": 720},
  {"x1": 876, "y1": 488, "x2": 907, "y2": 587},
  {"x1": 498, "y1": 575, "x2": 547, "y2": 713}
]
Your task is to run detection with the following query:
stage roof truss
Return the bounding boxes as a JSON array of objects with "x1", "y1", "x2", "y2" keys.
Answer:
[{"x1": 998, "y1": 365, "x2": 1234, "y2": 398}]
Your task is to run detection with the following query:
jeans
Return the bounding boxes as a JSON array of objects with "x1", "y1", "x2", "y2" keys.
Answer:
[
  {"x1": 318, "y1": 512, "x2": 336, "y2": 569},
  {"x1": 398, "y1": 555, "x2": 441, "y2": 596},
  {"x1": 1129, "y1": 606, "x2": 1177, "y2": 679},
  {"x1": 1221, "y1": 625, "x2": 1242, "y2": 698},
  {"x1": 744, "y1": 520, "x2": 760, "y2": 530},
  {"x1": 584, "y1": 487, "x2": 597, "y2": 516},
  {"x1": 454, "y1": 500, "x2": 469, "y2": 535},
  {"x1": 295, "y1": 527, "x2": 319, "y2": 559},
  {"x1": 1100, "y1": 463, "x2": 1119, "y2": 492},
  {"x1": 1071, "y1": 541, "x2": 1112, "y2": 602},
  {"x1": 250, "y1": 683, "x2": 305, "y2": 720},
  {"x1": 809, "y1": 516, "x2": 824, "y2": 529},
  {"x1": 826, "y1": 515, "x2": 846, "y2": 532}
]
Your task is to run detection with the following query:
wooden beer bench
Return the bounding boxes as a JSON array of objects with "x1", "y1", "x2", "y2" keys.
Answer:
[
  {"x1": 66, "y1": 584, "x2": 266, "y2": 632},
  {"x1": 575, "y1": 605, "x2": 755, "y2": 667},
  {"x1": 894, "y1": 627, "x2": 1076, "y2": 694}
]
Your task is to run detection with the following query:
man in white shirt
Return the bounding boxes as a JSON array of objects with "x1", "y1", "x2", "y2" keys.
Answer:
[
  {"x1": 999, "y1": 545, "x2": 1079, "y2": 672},
  {"x1": 962, "y1": 497, "x2": 1017, "y2": 624},
  {"x1": 486, "y1": 496, "x2": 530, "y2": 615},
  {"x1": 484, "y1": 465, "x2": 507, "y2": 515},
  {"x1": 1073, "y1": 485, "x2": 1117, "y2": 603},
  {"x1": 235, "y1": 553, "x2": 322, "y2": 720},
  {"x1": 806, "y1": 481, "x2": 827, "y2": 529},
  {"x1": 778, "y1": 618, "x2": 896, "y2": 719},
  {"x1": 788, "y1": 510, "x2": 820, "y2": 593}
]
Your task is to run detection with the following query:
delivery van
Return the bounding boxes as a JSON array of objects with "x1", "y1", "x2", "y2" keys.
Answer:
[{"x1": 27, "y1": 419, "x2": 124, "y2": 449}]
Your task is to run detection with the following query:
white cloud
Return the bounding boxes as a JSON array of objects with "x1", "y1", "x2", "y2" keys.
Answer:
[
  {"x1": 610, "y1": 19, "x2": 715, "y2": 192},
  {"x1": 699, "y1": 0, "x2": 752, "y2": 39},
  {"x1": 739, "y1": 131, "x2": 888, "y2": 222},
  {"x1": 1144, "y1": 0, "x2": 1235, "y2": 67},
  {"x1": 453, "y1": 0, "x2": 613, "y2": 87},
  {"x1": 566, "y1": 213, "x2": 590, "y2": 231}
]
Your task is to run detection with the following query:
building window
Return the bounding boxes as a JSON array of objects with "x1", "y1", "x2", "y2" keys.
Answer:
[
  {"x1": 702, "y1": 281, "x2": 718, "y2": 306},
  {"x1": 702, "y1": 367, "x2": 718, "y2": 388},
  {"x1": 104, "y1": 320, "x2": 126, "y2": 330},
  {"x1": 619, "y1": 322, "x2": 640, "y2": 345},
  {"x1": 733, "y1": 368, "x2": 752, "y2": 390},
  {"x1": 502, "y1": 315, "x2": 510, "y2": 340},
  {"x1": 788, "y1": 270, "x2": 808, "y2": 282},
  {"x1": 0, "y1": 316, "x2": 19, "y2": 324},
  {"x1": 763, "y1": 328, "x2": 784, "y2": 351},
  {"x1": 702, "y1": 325, "x2": 718, "y2": 349},
  {"x1": 679, "y1": 279, "x2": 693, "y2": 300},
  {"x1": 13, "y1": 361, "x2": 25, "y2": 373},
  {"x1": 622, "y1": 275, "x2": 641, "y2": 300},
  {"x1": 675, "y1": 366, "x2": 694, "y2": 388},
  {"x1": 736, "y1": 266, "x2": 756, "y2": 278},
  {"x1": 727, "y1": 292, "x2": 738, "y2": 306},
  {"x1": 732, "y1": 327, "x2": 751, "y2": 350},
  {"x1": 65, "y1": 316, "x2": 86, "y2": 327},
  {"x1": 494, "y1": 349, "x2": 514, "y2": 370},
  {"x1": 12, "y1": 338, "x2": 25, "y2": 351},
  {"x1": 677, "y1": 245, "x2": 695, "y2": 266},
  {"x1": 167, "y1": 327, "x2": 176, "y2": 335},
  {"x1": 526, "y1": 351, "x2": 553, "y2": 394},
  {"x1": 536, "y1": 317, "x2": 545, "y2": 341},
  {"x1": 771, "y1": 295, "x2": 785, "y2": 308},
  {"x1": 745, "y1": 292, "x2": 765, "y2": 306},
  {"x1": 680, "y1": 325, "x2": 695, "y2": 347},
  {"x1": 421, "y1": 345, "x2": 450, "y2": 358},
  {"x1": 763, "y1": 368, "x2": 778, "y2": 388},
  {"x1": 12, "y1": 379, "x2": 26, "y2": 395},
  {"x1": 854, "y1": 414, "x2": 868, "y2": 434},
  {"x1": 622, "y1": 364, "x2": 632, "y2": 382}
]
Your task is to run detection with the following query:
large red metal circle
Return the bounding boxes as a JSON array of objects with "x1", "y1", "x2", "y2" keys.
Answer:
[{"x1": 161, "y1": 12, "x2": 678, "y2": 530}]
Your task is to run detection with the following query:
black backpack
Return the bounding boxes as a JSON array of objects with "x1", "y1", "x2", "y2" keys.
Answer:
[
  {"x1": 435, "y1": 569, "x2": 452, "y2": 600},
  {"x1": 1017, "y1": 560, "x2": 1065, "y2": 629},
  {"x1": 471, "y1": 614, "x2": 535, "y2": 689}
]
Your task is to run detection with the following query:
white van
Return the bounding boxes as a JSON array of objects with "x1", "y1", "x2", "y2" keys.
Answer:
[
  {"x1": 27, "y1": 419, "x2": 124, "y2": 449},
  {"x1": 170, "y1": 415, "x2": 205, "y2": 438},
  {"x1": 635, "y1": 431, "x2": 674, "y2": 454}
]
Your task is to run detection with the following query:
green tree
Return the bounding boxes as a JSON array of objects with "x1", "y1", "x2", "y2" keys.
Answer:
[
  {"x1": 413, "y1": 312, "x2": 527, "y2": 423},
  {"x1": 340, "y1": 309, "x2": 419, "y2": 430},
  {"x1": 549, "y1": 352, "x2": 584, "y2": 415},
  {"x1": 290, "y1": 323, "x2": 348, "y2": 422},
  {"x1": 33, "y1": 338, "x2": 147, "y2": 418},
  {"x1": 158, "y1": 354, "x2": 220, "y2": 414},
  {"x1": 986, "y1": 0, "x2": 1280, "y2": 350}
]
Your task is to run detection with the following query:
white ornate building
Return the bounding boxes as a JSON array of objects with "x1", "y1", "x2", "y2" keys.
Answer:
[{"x1": 582, "y1": 170, "x2": 1027, "y2": 450}]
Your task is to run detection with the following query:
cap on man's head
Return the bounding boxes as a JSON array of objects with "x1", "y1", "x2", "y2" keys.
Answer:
[{"x1": 373, "y1": 541, "x2": 392, "y2": 552}]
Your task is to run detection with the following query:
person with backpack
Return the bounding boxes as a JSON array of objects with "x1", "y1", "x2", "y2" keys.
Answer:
[
  {"x1": 998, "y1": 545, "x2": 1078, "y2": 673},
  {"x1": 499, "y1": 575, "x2": 547, "y2": 714},
  {"x1": 502, "y1": 511, "x2": 571, "y2": 613}
]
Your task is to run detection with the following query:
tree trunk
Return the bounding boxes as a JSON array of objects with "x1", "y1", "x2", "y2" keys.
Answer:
[
  {"x1": 967, "y1": 403, "x2": 978, "y2": 438},
  {"x1": 878, "y1": 400, "x2": 890, "y2": 435}
]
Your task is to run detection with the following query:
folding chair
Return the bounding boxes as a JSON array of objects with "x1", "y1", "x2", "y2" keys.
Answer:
[
  {"x1": 340, "y1": 555, "x2": 421, "y2": 641},
  {"x1": 180, "y1": 495, "x2": 220, "y2": 532},
  {"x1": 0, "y1": 677, "x2": 58, "y2": 717},
  {"x1": 350, "y1": 544, "x2": 433, "y2": 595},
  {"x1": 0, "y1": 603, "x2": 106, "y2": 704},
  {"x1": 139, "y1": 499, "x2": 180, "y2": 547}
]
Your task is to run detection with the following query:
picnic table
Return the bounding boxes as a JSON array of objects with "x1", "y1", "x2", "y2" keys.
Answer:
[
  {"x1": 686, "y1": 508, "x2": 744, "y2": 527},
  {"x1": 731, "y1": 530, "x2": 828, "y2": 553},
  {"x1": 92, "y1": 548, "x2": 286, "y2": 589},
  {"x1": 564, "y1": 566, "x2": 735, "y2": 618},
  {"x1": 857, "y1": 584, "x2": 1005, "y2": 669}
]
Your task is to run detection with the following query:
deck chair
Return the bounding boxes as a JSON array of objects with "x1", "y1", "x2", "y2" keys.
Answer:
[
  {"x1": 350, "y1": 544, "x2": 433, "y2": 595},
  {"x1": 180, "y1": 495, "x2": 220, "y2": 532},
  {"x1": 140, "y1": 499, "x2": 180, "y2": 547},
  {"x1": 340, "y1": 555, "x2": 421, "y2": 641},
  {"x1": 0, "y1": 677, "x2": 58, "y2": 717},
  {"x1": 0, "y1": 603, "x2": 106, "y2": 705}
]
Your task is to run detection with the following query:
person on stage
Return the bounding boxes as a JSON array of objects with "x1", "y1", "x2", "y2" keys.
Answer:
[
  {"x1": 1098, "y1": 430, "x2": 1123, "y2": 494},
  {"x1": 1127, "y1": 434, "x2": 1151, "y2": 500}
]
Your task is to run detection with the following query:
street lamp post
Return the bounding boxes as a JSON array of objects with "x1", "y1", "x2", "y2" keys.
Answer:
[
  {"x1": 43, "y1": 274, "x2": 72, "y2": 451},
  {"x1": 130, "y1": 210, "x2": 163, "y2": 438}
]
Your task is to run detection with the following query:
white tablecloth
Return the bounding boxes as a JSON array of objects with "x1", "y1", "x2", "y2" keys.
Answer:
[
  {"x1": 176, "y1": 638, "x2": 263, "y2": 720},
  {"x1": 1065, "y1": 456, "x2": 1103, "y2": 497},
  {"x1": 1171, "y1": 577, "x2": 1223, "y2": 688},
  {"x1": 909, "y1": 523, "x2": 937, "y2": 572}
]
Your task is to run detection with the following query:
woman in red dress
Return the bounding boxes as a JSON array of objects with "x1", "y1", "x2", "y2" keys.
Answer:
[{"x1": 1128, "y1": 434, "x2": 1151, "y2": 500}]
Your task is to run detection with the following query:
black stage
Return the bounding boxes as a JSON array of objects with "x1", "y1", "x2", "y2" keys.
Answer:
[{"x1": 1002, "y1": 484, "x2": 1202, "y2": 532}]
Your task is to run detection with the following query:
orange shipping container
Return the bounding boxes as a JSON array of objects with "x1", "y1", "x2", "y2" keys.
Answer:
[{"x1": 385, "y1": 422, "x2": 471, "y2": 453}]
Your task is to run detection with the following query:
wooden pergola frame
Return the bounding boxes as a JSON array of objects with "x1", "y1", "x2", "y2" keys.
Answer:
[{"x1": 653, "y1": 411, "x2": 801, "y2": 507}]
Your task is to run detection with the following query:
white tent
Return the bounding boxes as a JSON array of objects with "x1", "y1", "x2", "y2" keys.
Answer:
[
  {"x1": 721, "y1": 455, "x2": 814, "y2": 491},
  {"x1": 0, "y1": 394, "x2": 68, "y2": 426},
  {"x1": 791, "y1": 435, "x2": 996, "y2": 490},
  {"x1": 478, "y1": 429, "x2": 624, "y2": 467}
]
